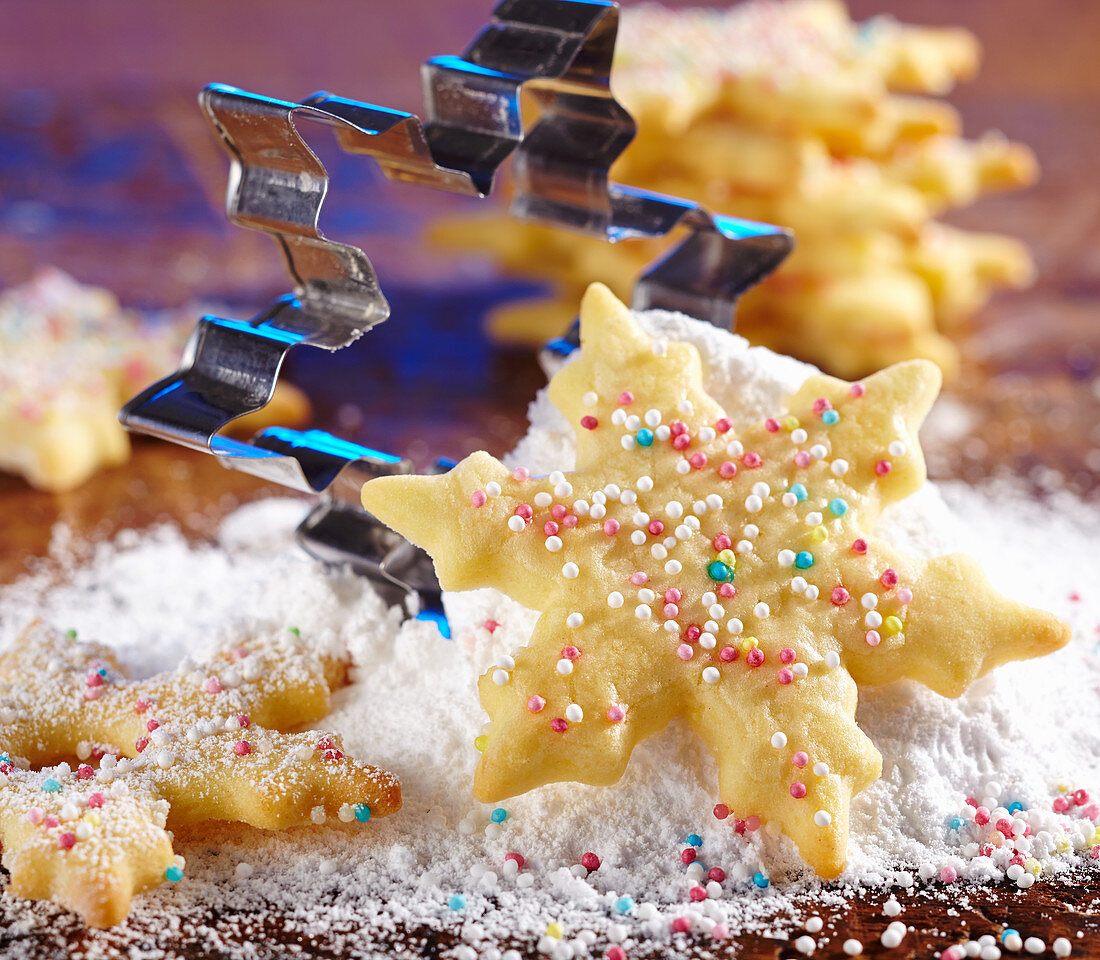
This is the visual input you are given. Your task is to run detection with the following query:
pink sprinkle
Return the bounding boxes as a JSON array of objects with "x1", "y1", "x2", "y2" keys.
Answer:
[
  {"x1": 943, "y1": 948, "x2": 965, "y2": 960},
  {"x1": 618, "y1": 391, "x2": 634, "y2": 406},
  {"x1": 670, "y1": 421, "x2": 687, "y2": 436},
  {"x1": 135, "y1": 697, "x2": 151, "y2": 714},
  {"x1": 712, "y1": 924, "x2": 730, "y2": 940},
  {"x1": 663, "y1": 603, "x2": 680, "y2": 619},
  {"x1": 44, "y1": 816, "x2": 59, "y2": 829},
  {"x1": 1083, "y1": 803, "x2": 1099, "y2": 820},
  {"x1": 543, "y1": 521, "x2": 560, "y2": 536},
  {"x1": 779, "y1": 647, "x2": 795, "y2": 664},
  {"x1": 789, "y1": 782, "x2": 807, "y2": 799},
  {"x1": 607, "y1": 947, "x2": 626, "y2": 960},
  {"x1": 672, "y1": 434, "x2": 691, "y2": 450},
  {"x1": 76, "y1": 765, "x2": 94, "y2": 780},
  {"x1": 237, "y1": 714, "x2": 250, "y2": 728},
  {"x1": 852, "y1": 539, "x2": 868, "y2": 555},
  {"x1": 561, "y1": 646, "x2": 581, "y2": 660},
  {"x1": 974, "y1": 806, "x2": 991, "y2": 825},
  {"x1": 484, "y1": 620, "x2": 501, "y2": 633},
  {"x1": 203, "y1": 678, "x2": 223, "y2": 695},
  {"x1": 233, "y1": 740, "x2": 251, "y2": 757},
  {"x1": 742, "y1": 451, "x2": 763, "y2": 468},
  {"x1": 580, "y1": 415, "x2": 599, "y2": 430},
  {"x1": 58, "y1": 832, "x2": 76, "y2": 850},
  {"x1": 672, "y1": 917, "x2": 691, "y2": 934},
  {"x1": 718, "y1": 461, "x2": 738, "y2": 479},
  {"x1": 630, "y1": 572, "x2": 648, "y2": 586},
  {"x1": 505, "y1": 852, "x2": 525, "y2": 868},
  {"x1": 551, "y1": 504, "x2": 567, "y2": 520},
  {"x1": 719, "y1": 646, "x2": 738, "y2": 662},
  {"x1": 718, "y1": 583, "x2": 736, "y2": 598},
  {"x1": 777, "y1": 668, "x2": 793, "y2": 685},
  {"x1": 471, "y1": 490, "x2": 487, "y2": 508},
  {"x1": 713, "y1": 804, "x2": 730, "y2": 820},
  {"x1": 581, "y1": 852, "x2": 601, "y2": 871},
  {"x1": 1053, "y1": 797, "x2": 1069, "y2": 813},
  {"x1": 744, "y1": 815, "x2": 761, "y2": 832},
  {"x1": 689, "y1": 452, "x2": 707, "y2": 469},
  {"x1": 648, "y1": 520, "x2": 665, "y2": 536},
  {"x1": 812, "y1": 398, "x2": 831, "y2": 416},
  {"x1": 849, "y1": 383, "x2": 866, "y2": 397},
  {"x1": 746, "y1": 649, "x2": 765, "y2": 667},
  {"x1": 794, "y1": 451, "x2": 812, "y2": 468},
  {"x1": 562, "y1": 514, "x2": 579, "y2": 528},
  {"x1": 880, "y1": 568, "x2": 899, "y2": 588},
  {"x1": 875, "y1": 459, "x2": 893, "y2": 476},
  {"x1": 550, "y1": 718, "x2": 569, "y2": 733},
  {"x1": 897, "y1": 588, "x2": 913, "y2": 604},
  {"x1": 86, "y1": 672, "x2": 103, "y2": 687},
  {"x1": 84, "y1": 687, "x2": 102, "y2": 701},
  {"x1": 965, "y1": 797, "x2": 978, "y2": 808},
  {"x1": 689, "y1": 886, "x2": 707, "y2": 902},
  {"x1": 733, "y1": 819, "x2": 746, "y2": 835},
  {"x1": 665, "y1": 588, "x2": 682, "y2": 603},
  {"x1": 527, "y1": 696, "x2": 546, "y2": 713},
  {"x1": 677, "y1": 644, "x2": 694, "y2": 661},
  {"x1": 87, "y1": 794, "x2": 105, "y2": 808},
  {"x1": 232, "y1": 646, "x2": 250, "y2": 660},
  {"x1": 831, "y1": 586, "x2": 851, "y2": 606},
  {"x1": 512, "y1": 467, "x2": 530, "y2": 482},
  {"x1": 865, "y1": 630, "x2": 881, "y2": 647},
  {"x1": 603, "y1": 519, "x2": 621, "y2": 536},
  {"x1": 708, "y1": 867, "x2": 726, "y2": 882},
  {"x1": 1092, "y1": 845, "x2": 1100, "y2": 860},
  {"x1": 713, "y1": 533, "x2": 732, "y2": 551},
  {"x1": 996, "y1": 818, "x2": 1014, "y2": 836},
  {"x1": 764, "y1": 418, "x2": 780, "y2": 433},
  {"x1": 606, "y1": 704, "x2": 625, "y2": 722},
  {"x1": 715, "y1": 418, "x2": 732, "y2": 434},
  {"x1": 940, "y1": 867, "x2": 957, "y2": 883},
  {"x1": 514, "y1": 504, "x2": 533, "y2": 521},
  {"x1": 683, "y1": 624, "x2": 701, "y2": 642},
  {"x1": 146, "y1": 719, "x2": 160, "y2": 732},
  {"x1": 26, "y1": 807, "x2": 44, "y2": 825},
  {"x1": 792, "y1": 751, "x2": 809, "y2": 768},
  {"x1": 135, "y1": 736, "x2": 150, "y2": 753}
]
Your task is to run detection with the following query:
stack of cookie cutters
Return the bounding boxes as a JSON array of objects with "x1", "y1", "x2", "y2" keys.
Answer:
[{"x1": 120, "y1": 0, "x2": 794, "y2": 614}]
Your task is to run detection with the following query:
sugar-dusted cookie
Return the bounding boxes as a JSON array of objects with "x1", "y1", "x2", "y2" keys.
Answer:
[
  {"x1": 362, "y1": 284, "x2": 1068, "y2": 878},
  {"x1": 0, "y1": 622, "x2": 400, "y2": 927}
]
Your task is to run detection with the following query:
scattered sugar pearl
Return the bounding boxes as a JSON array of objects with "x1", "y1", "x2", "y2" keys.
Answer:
[
  {"x1": 562, "y1": 562, "x2": 579, "y2": 579},
  {"x1": 882, "y1": 898, "x2": 901, "y2": 917},
  {"x1": 843, "y1": 939, "x2": 863, "y2": 955},
  {"x1": 582, "y1": 391, "x2": 598, "y2": 406},
  {"x1": 795, "y1": 935, "x2": 816, "y2": 955},
  {"x1": 880, "y1": 921, "x2": 906, "y2": 949},
  {"x1": 814, "y1": 810, "x2": 832, "y2": 827},
  {"x1": 1053, "y1": 938, "x2": 1072, "y2": 957},
  {"x1": 771, "y1": 732, "x2": 787, "y2": 749},
  {"x1": 545, "y1": 536, "x2": 563, "y2": 552},
  {"x1": 805, "y1": 917, "x2": 823, "y2": 934},
  {"x1": 824, "y1": 651, "x2": 840, "y2": 669},
  {"x1": 556, "y1": 659, "x2": 574, "y2": 676},
  {"x1": 607, "y1": 592, "x2": 624, "y2": 609},
  {"x1": 567, "y1": 612, "x2": 584, "y2": 628},
  {"x1": 565, "y1": 704, "x2": 583, "y2": 723}
]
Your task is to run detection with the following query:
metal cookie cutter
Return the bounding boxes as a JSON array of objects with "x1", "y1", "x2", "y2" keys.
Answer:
[{"x1": 120, "y1": 0, "x2": 793, "y2": 614}]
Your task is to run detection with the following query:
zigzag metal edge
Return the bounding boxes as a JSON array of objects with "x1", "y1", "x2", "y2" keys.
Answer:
[{"x1": 119, "y1": 0, "x2": 793, "y2": 607}]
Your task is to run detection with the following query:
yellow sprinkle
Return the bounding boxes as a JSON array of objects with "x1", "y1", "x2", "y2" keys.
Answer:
[
  {"x1": 474, "y1": 735, "x2": 487, "y2": 752},
  {"x1": 83, "y1": 812, "x2": 100, "y2": 826},
  {"x1": 740, "y1": 636, "x2": 759, "y2": 653},
  {"x1": 810, "y1": 525, "x2": 827, "y2": 543},
  {"x1": 717, "y1": 549, "x2": 736, "y2": 565},
  {"x1": 1024, "y1": 858, "x2": 1042, "y2": 876},
  {"x1": 546, "y1": 923, "x2": 564, "y2": 939},
  {"x1": 882, "y1": 616, "x2": 903, "y2": 635},
  {"x1": 782, "y1": 416, "x2": 799, "y2": 431},
  {"x1": 1056, "y1": 837, "x2": 1070, "y2": 853}
]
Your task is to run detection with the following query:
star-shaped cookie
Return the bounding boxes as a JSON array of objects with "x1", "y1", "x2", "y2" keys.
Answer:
[
  {"x1": 361, "y1": 283, "x2": 1068, "y2": 877},
  {"x1": 0, "y1": 622, "x2": 400, "y2": 927}
]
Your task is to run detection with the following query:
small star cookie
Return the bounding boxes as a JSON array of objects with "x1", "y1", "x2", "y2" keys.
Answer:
[
  {"x1": 362, "y1": 283, "x2": 1068, "y2": 878},
  {"x1": 0, "y1": 622, "x2": 400, "y2": 927}
]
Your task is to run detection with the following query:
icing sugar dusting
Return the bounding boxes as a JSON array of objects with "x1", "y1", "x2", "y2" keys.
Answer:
[{"x1": 0, "y1": 310, "x2": 1096, "y2": 956}]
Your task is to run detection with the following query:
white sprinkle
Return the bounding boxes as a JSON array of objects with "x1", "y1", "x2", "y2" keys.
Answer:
[
  {"x1": 675, "y1": 524, "x2": 693, "y2": 540},
  {"x1": 805, "y1": 511, "x2": 823, "y2": 526},
  {"x1": 664, "y1": 620, "x2": 680, "y2": 633},
  {"x1": 611, "y1": 409, "x2": 627, "y2": 426},
  {"x1": 633, "y1": 512, "x2": 650, "y2": 527},
  {"x1": 554, "y1": 481, "x2": 573, "y2": 498},
  {"x1": 810, "y1": 444, "x2": 828, "y2": 460},
  {"x1": 491, "y1": 669, "x2": 510, "y2": 686},
  {"x1": 883, "y1": 898, "x2": 901, "y2": 917},
  {"x1": 745, "y1": 495, "x2": 763, "y2": 513},
  {"x1": 666, "y1": 501, "x2": 684, "y2": 519},
  {"x1": 778, "y1": 549, "x2": 796, "y2": 567},
  {"x1": 656, "y1": 425, "x2": 671, "y2": 441},
  {"x1": 535, "y1": 492, "x2": 553, "y2": 507},
  {"x1": 726, "y1": 618, "x2": 744, "y2": 635},
  {"x1": 1024, "y1": 938, "x2": 1045, "y2": 954},
  {"x1": 726, "y1": 440, "x2": 744, "y2": 457},
  {"x1": 685, "y1": 515, "x2": 700, "y2": 531},
  {"x1": 692, "y1": 500, "x2": 707, "y2": 516},
  {"x1": 753, "y1": 602, "x2": 770, "y2": 619},
  {"x1": 651, "y1": 544, "x2": 667, "y2": 560},
  {"x1": 736, "y1": 540, "x2": 753, "y2": 554},
  {"x1": 486, "y1": 481, "x2": 502, "y2": 497},
  {"x1": 805, "y1": 585, "x2": 820, "y2": 600},
  {"x1": 236, "y1": 862, "x2": 255, "y2": 879},
  {"x1": 59, "y1": 803, "x2": 79, "y2": 821},
  {"x1": 861, "y1": 593, "x2": 879, "y2": 609},
  {"x1": 702, "y1": 667, "x2": 720, "y2": 684},
  {"x1": 782, "y1": 492, "x2": 798, "y2": 507},
  {"x1": 888, "y1": 441, "x2": 907, "y2": 457},
  {"x1": 707, "y1": 603, "x2": 723, "y2": 620},
  {"x1": 573, "y1": 499, "x2": 590, "y2": 516},
  {"x1": 771, "y1": 731, "x2": 787, "y2": 749},
  {"x1": 556, "y1": 659, "x2": 574, "y2": 676},
  {"x1": 665, "y1": 560, "x2": 682, "y2": 575},
  {"x1": 582, "y1": 391, "x2": 598, "y2": 406},
  {"x1": 815, "y1": 810, "x2": 833, "y2": 827},
  {"x1": 702, "y1": 591, "x2": 717, "y2": 606},
  {"x1": 603, "y1": 484, "x2": 621, "y2": 501},
  {"x1": 843, "y1": 939, "x2": 863, "y2": 955},
  {"x1": 637, "y1": 475, "x2": 654, "y2": 492},
  {"x1": 795, "y1": 935, "x2": 816, "y2": 955},
  {"x1": 590, "y1": 503, "x2": 606, "y2": 520},
  {"x1": 791, "y1": 576, "x2": 808, "y2": 594},
  {"x1": 635, "y1": 605, "x2": 652, "y2": 620},
  {"x1": 607, "y1": 592, "x2": 624, "y2": 609},
  {"x1": 752, "y1": 481, "x2": 770, "y2": 498},
  {"x1": 831, "y1": 459, "x2": 849, "y2": 476},
  {"x1": 497, "y1": 655, "x2": 515, "y2": 670},
  {"x1": 699, "y1": 632, "x2": 716, "y2": 649},
  {"x1": 545, "y1": 536, "x2": 563, "y2": 552},
  {"x1": 75, "y1": 823, "x2": 93, "y2": 841},
  {"x1": 624, "y1": 416, "x2": 641, "y2": 432},
  {"x1": 677, "y1": 399, "x2": 692, "y2": 413},
  {"x1": 698, "y1": 426, "x2": 716, "y2": 442},
  {"x1": 644, "y1": 409, "x2": 661, "y2": 427},
  {"x1": 562, "y1": 562, "x2": 579, "y2": 579},
  {"x1": 620, "y1": 490, "x2": 637, "y2": 505},
  {"x1": 865, "y1": 611, "x2": 883, "y2": 628},
  {"x1": 793, "y1": 662, "x2": 808, "y2": 678},
  {"x1": 567, "y1": 612, "x2": 584, "y2": 628},
  {"x1": 705, "y1": 494, "x2": 723, "y2": 510},
  {"x1": 156, "y1": 750, "x2": 176, "y2": 769},
  {"x1": 318, "y1": 859, "x2": 338, "y2": 876},
  {"x1": 621, "y1": 435, "x2": 636, "y2": 451},
  {"x1": 880, "y1": 921, "x2": 906, "y2": 949},
  {"x1": 1053, "y1": 938, "x2": 1071, "y2": 957},
  {"x1": 508, "y1": 516, "x2": 526, "y2": 533},
  {"x1": 630, "y1": 531, "x2": 646, "y2": 545},
  {"x1": 791, "y1": 428, "x2": 808, "y2": 444},
  {"x1": 806, "y1": 917, "x2": 824, "y2": 934},
  {"x1": 638, "y1": 588, "x2": 655, "y2": 604},
  {"x1": 565, "y1": 704, "x2": 584, "y2": 723}
]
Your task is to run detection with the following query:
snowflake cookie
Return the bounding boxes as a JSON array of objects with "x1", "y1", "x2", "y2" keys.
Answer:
[
  {"x1": 361, "y1": 283, "x2": 1068, "y2": 878},
  {"x1": 0, "y1": 622, "x2": 401, "y2": 927}
]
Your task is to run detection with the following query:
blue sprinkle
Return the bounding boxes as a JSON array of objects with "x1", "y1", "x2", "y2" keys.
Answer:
[
  {"x1": 794, "y1": 551, "x2": 815, "y2": 569},
  {"x1": 97, "y1": 668, "x2": 108, "y2": 677},
  {"x1": 635, "y1": 428, "x2": 654, "y2": 447},
  {"x1": 685, "y1": 834, "x2": 703, "y2": 847},
  {"x1": 790, "y1": 484, "x2": 808, "y2": 502},
  {"x1": 1002, "y1": 930, "x2": 1019, "y2": 944},
  {"x1": 1007, "y1": 801, "x2": 1025, "y2": 814},
  {"x1": 752, "y1": 872, "x2": 769, "y2": 889},
  {"x1": 490, "y1": 807, "x2": 508, "y2": 824},
  {"x1": 354, "y1": 804, "x2": 371, "y2": 823},
  {"x1": 447, "y1": 894, "x2": 466, "y2": 911},
  {"x1": 614, "y1": 896, "x2": 635, "y2": 914},
  {"x1": 821, "y1": 409, "x2": 840, "y2": 425},
  {"x1": 829, "y1": 498, "x2": 848, "y2": 516},
  {"x1": 42, "y1": 778, "x2": 61, "y2": 793},
  {"x1": 949, "y1": 817, "x2": 964, "y2": 831},
  {"x1": 165, "y1": 865, "x2": 184, "y2": 882}
]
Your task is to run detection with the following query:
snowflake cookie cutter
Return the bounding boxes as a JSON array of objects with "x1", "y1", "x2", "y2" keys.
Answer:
[{"x1": 119, "y1": 0, "x2": 794, "y2": 611}]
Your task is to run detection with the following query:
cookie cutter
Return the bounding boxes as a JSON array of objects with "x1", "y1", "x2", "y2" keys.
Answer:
[{"x1": 120, "y1": 0, "x2": 793, "y2": 613}]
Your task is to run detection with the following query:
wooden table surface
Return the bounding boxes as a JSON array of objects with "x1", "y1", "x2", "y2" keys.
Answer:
[{"x1": 0, "y1": 1, "x2": 1097, "y2": 956}]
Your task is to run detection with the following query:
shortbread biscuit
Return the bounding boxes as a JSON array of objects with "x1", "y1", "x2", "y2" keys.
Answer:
[
  {"x1": 362, "y1": 284, "x2": 1068, "y2": 877},
  {"x1": 0, "y1": 622, "x2": 400, "y2": 926}
]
